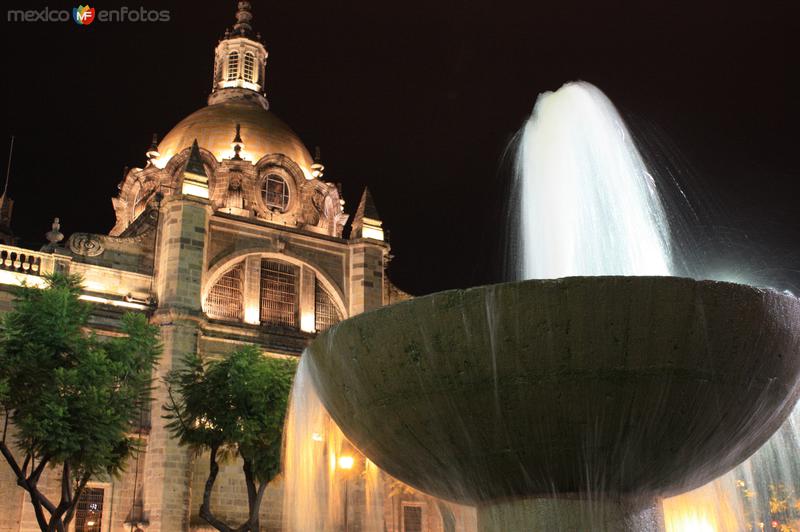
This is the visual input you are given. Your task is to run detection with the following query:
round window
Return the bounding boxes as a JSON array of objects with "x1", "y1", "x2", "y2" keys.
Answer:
[{"x1": 262, "y1": 174, "x2": 290, "y2": 212}]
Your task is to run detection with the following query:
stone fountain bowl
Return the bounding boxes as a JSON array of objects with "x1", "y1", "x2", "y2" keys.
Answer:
[{"x1": 307, "y1": 277, "x2": 800, "y2": 507}]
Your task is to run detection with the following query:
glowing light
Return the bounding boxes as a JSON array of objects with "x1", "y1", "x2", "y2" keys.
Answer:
[
  {"x1": 181, "y1": 181, "x2": 209, "y2": 199},
  {"x1": 220, "y1": 79, "x2": 261, "y2": 92},
  {"x1": 78, "y1": 294, "x2": 149, "y2": 310},
  {"x1": 664, "y1": 477, "x2": 744, "y2": 532},
  {"x1": 244, "y1": 304, "x2": 260, "y2": 325},
  {"x1": 300, "y1": 312, "x2": 316, "y2": 333},
  {"x1": 311, "y1": 432, "x2": 324, "y2": 442},
  {"x1": 668, "y1": 516, "x2": 715, "y2": 532},
  {"x1": 361, "y1": 219, "x2": 384, "y2": 242},
  {"x1": 337, "y1": 455, "x2": 354, "y2": 470}
]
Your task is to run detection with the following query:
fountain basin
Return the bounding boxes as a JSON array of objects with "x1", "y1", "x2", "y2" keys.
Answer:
[{"x1": 306, "y1": 277, "x2": 800, "y2": 528}]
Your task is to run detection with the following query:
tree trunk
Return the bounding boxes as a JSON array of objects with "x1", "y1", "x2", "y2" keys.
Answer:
[
  {"x1": 199, "y1": 445, "x2": 233, "y2": 532},
  {"x1": 241, "y1": 459, "x2": 268, "y2": 532},
  {"x1": 0, "y1": 444, "x2": 55, "y2": 532}
]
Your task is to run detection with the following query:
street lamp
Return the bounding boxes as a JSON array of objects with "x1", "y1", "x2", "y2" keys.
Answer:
[{"x1": 338, "y1": 455, "x2": 354, "y2": 470}]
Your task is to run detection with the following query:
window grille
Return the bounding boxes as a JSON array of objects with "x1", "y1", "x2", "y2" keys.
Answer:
[
  {"x1": 75, "y1": 487, "x2": 104, "y2": 532},
  {"x1": 226, "y1": 51, "x2": 240, "y2": 81},
  {"x1": 260, "y1": 259, "x2": 297, "y2": 327},
  {"x1": 315, "y1": 280, "x2": 342, "y2": 331},
  {"x1": 206, "y1": 263, "x2": 244, "y2": 321},
  {"x1": 402, "y1": 504, "x2": 423, "y2": 532},
  {"x1": 262, "y1": 174, "x2": 290, "y2": 211},
  {"x1": 243, "y1": 52, "x2": 256, "y2": 82}
]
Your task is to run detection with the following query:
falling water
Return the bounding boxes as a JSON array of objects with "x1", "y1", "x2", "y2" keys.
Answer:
[
  {"x1": 282, "y1": 356, "x2": 349, "y2": 531},
  {"x1": 509, "y1": 81, "x2": 673, "y2": 280},
  {"x1": 283, "y1": 352, "x2": 478, "y2": 531},
  {"x1": 510, "y1": 81, "x2": 800, "y2": 530}
]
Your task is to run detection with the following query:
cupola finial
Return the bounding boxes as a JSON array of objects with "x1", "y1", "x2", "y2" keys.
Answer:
[
  {"x1": 45, "y1": 217, "x2": 64, "y2": 246},
  {"x1": 231, "y1": 124, "x2": 245, "y2": 161},
  {"x1": 232, "y1": 1, "x2": 254, "y2": 38},
  {"x1": 146, "y1": 133, "x2": 160, "y2": 162},
  {"x1": 311, "y1": 146, "x2": 325, "y2": 179}
]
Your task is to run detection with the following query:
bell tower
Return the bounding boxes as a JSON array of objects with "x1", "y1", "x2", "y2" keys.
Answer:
[{"x1": 209, "y1": 1, "x2": 270, "y2": 109}]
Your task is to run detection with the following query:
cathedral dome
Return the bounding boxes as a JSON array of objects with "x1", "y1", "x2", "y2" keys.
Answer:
[{"x1": 156, "y1": 99, "x2": 314, "y2": 177}]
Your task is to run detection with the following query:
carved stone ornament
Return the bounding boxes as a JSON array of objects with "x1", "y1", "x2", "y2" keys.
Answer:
[{"x1": 68, "y1": 233, "x2": 106, "y2": 257}]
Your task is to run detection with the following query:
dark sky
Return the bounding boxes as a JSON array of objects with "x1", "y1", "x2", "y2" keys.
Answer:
[{"x1": 4, "y1": 0, "x2": 799, "y2": 295}]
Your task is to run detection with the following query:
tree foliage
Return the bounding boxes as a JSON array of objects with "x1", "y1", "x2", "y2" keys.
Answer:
[
  {"x1": 0, "y1": 273, "x2": 160, "y2": 532},
  {"x1": 164, "y1": 345, "x2": 297, "y2": 532}
]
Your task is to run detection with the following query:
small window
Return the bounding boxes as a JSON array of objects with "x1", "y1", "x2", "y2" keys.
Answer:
[
  {"x1": 315, "y1": 280, "x2": 343, "y2": 331},
  {"x1": 402, "y1": 504, "x2": 423, "y2": 532},
  {"x1": 262, "y1": 174, "x2": 290, "y2": 212},
  {"x1": 226, "y1": 51, "x2": 240, "y2": 81},
  {"x1": 75, "y1": 487, "x2": 105, "y2": 532},
  {"x1": 243, "y1": 52, "x2": 256, "y2": 82},
  {"x1": 206, "y1": 263, "x2": 244, "y2": 321}
]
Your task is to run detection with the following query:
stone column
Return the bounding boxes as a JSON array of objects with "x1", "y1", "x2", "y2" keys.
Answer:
[
  {"x1": 299, "y1": 265, "x2": 316, "y2": 332},
  {"x1": 348, "y1": 242, "x2": 388, "y2": 316},
  {"x1": 143, "y1": 194, "x2": 211, "y2": 531},
  {"x1": 243, "y1": 255, "x2": 262, "y2": 325}
]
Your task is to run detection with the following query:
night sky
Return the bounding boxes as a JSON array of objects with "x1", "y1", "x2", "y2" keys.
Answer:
[{"x1": 4, "y1": 0, "x2": 799, "y2": 295}]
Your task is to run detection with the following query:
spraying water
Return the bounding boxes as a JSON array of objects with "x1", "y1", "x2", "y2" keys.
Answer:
[
  {"x1": 510, "y1": 81, "x2": 673, "y2": 280},
  {"x1": 510, "y1": 81, "x2": 800, "y2": 530}
]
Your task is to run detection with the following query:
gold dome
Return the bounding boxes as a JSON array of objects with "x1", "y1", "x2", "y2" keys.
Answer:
[{"x1": 156, "y1": 99, "x2": 313, "y2": 176}]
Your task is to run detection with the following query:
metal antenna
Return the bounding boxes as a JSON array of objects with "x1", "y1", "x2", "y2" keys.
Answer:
[{"x1": 3, "y1": 136, "x2": 14, "y2": 197}]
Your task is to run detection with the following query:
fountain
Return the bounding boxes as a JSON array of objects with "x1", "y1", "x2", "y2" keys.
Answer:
[{"x1": 290, "y1": 82, "x2": 800, "y2": 530}]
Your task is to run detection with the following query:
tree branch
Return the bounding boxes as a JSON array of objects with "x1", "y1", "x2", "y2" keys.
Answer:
[
  {"x1": 0, "y1": 442, "x2": 52, "y2": 531},
  {"x1": 21, "y1": 453, "x2": 31, "y2": 478},
  {"x1": 63, "y1": 471, "x2": 91, "y2": 527},
  {"x1": 164, "y1": 383, "x2": 192, "y2": 437},
  {"x1": 29, "y1": 453, "x2": 50, "y2": 484}
]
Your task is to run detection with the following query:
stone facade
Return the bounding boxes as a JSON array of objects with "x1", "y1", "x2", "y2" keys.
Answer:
[{"x1": 0, "y1": 3, "x2": 477, "y2": 532}]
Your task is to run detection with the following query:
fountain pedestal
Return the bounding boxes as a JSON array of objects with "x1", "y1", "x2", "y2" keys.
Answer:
[{"x1": 478, "y1": 496, "x2": 665, "y2": 531}]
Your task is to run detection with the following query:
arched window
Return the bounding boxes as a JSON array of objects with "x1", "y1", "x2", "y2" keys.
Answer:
[
  {"x1": 262, "y1": 174, "x2": 290, "y2": 211},
  {"x1": 226, "y1": 51, "x2": 240, "y2": 81},
  {"x1": 260, "y1": 259, "x2": 298, "y2": 327},
  {"x1": 243, "y1": 52, "x2": 256, "y2": 83},
  {"x1": 315, "y1": 280, "x2": 343, "y2": 331},
  {"x1": 206, "y1": 262, "x2": 244, "y2": 320}
]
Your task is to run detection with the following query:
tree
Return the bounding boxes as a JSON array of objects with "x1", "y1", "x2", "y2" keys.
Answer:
[
  {"x1": 0, "y1": 273, "x2": 160, "y2": 532},
  {"x1": 164, "y1": 345, "x2": 297, "y2": 532}
]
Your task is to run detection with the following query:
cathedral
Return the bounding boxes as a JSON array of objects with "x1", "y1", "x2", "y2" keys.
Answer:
[{"x1": 0, "y1": 3, "x2": 475, "y2": 531}]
